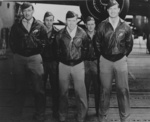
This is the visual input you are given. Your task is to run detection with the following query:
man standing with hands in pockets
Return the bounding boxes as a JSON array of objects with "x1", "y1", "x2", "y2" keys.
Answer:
[{"x1": 95, "y1": 0, "x2": 133, "y2": 122}]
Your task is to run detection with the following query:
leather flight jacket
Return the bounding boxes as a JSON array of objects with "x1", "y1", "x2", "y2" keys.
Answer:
[
  {"x1": 95, "y1": 18, "x2": 133, "y2": 62},
  {"x1": 41, "y1": 26, "x2": 59, "y2": 62},
  {"x1": 56, "y1": 26, "x2": 89, "y2": 66},
  {"x1": 9, "y1": 18, "x2": 47, "y2": 57},
  {"x1": 86, "y1": 31, "x2": 99, "y2": 61}
]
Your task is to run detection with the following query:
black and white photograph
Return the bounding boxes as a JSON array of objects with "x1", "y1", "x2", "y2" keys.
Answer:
[{"x1": 0, "y1": 0, "x2": 150, "y2": 122}]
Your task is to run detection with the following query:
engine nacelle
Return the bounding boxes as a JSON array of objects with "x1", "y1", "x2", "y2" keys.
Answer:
[
  {"x1": 80, "y1": 0, "x2": 130, "y2": 24},
  {"x1": 133, "y1": 15, "x2": 150, "y2": 35}
]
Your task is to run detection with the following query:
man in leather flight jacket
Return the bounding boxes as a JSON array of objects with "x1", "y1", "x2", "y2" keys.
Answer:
[
  {"x1": 95, "y1": 0, "x2": 133, "y2": 122},
  {"x1": 41, "y1": 11, "x2": 59, "y2": 119},
  {"x1": 56, "y1": 11, "x2": 88, "y2": 122},
  {"x1": 9, "y1": 2, "x2": 47, "y2": 122},
  {"x1": 84, "y1": 16, "x2": 100, "y2": 117}
]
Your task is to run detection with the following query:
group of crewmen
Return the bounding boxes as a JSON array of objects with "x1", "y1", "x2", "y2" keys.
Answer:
[{"x1": 9, "y1": 0, "x2": 133, "y2": 122}]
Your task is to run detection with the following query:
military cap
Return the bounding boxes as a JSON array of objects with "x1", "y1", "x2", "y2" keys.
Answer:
[
  {"x1": 86, "y1": 16, "x2": 95, "y2": 23},
  {"x1": 43, "y1": 11, "x2": 54, "y2": 20},
  {"x1": 107, "y1": 0, "x2": 119, "y2": 9},
  {"x1": 66, "y1": 11, "x2": 78, "y2": 19},
  {"x1": 21, "y1": 2, "x2": 33, "y2": 10}
]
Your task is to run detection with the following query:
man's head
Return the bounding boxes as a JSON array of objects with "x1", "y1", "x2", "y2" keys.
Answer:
[
  {"x1": 107, "y1": 0, "x2": 120, "y2": 18},
  {"x1": 85, "y1": 16, "x2": 95, "y2": 33},
  {"x1": 66, "y1": 11, "x2": 78, "y2": 31},
  {"x1": 43, "y1": 11, "x2": 54, "y2": 29},
  {"x1": 21, "y1": 2, "x2": 34, "y2": 21}
]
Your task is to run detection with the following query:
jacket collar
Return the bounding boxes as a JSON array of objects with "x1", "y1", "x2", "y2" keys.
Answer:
[
  {"x1": 105, "y1": 17, "x2": 124, "y2": 24},
  {"x1": 52, "y1": 26, "x2": 58, "y2": 32},
  {"x1": 104, "y1": 17, "x2": 125, "y2": 30},
  {"x1": 63, "y1": 26, "x2": 80, "y2": 36},
  {"x1": 86, "y1": 30, "x2": 96, "y2": 40},
  {"x1": 66, "y1": 26, "x2": 77, "y2": 39},
  {"x1": 47, "y1": 26, "x2": 58, "y2": 38},
  {"x1": 22, "y1": 17, "x2": 34, "y2": 25},
  {"x1": 20, "y1": 17, "x2": 37, "y2": 27},
  {"x1": 19, "y1": 17, "x2": 39, "y2": 33}
]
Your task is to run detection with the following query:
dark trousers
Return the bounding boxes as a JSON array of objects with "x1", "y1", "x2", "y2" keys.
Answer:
[
  {"x1": 12, "y1": 54, "x2": 46, "y2": 120},
  {"x1": 84, "y1": 60, "x2": 100, "y2": 115},
  {"x1": 43, "y1": 61, "x2": 59, "y2": 115}
]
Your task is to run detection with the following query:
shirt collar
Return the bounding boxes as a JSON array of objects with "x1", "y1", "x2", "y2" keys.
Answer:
[
  {"x1": 22, "y1": 17, "x2": 34, "y2": 24},
  {"x1": 108, "y1": 17, "x2": 120, "y2": 26},
  {"x1": 67, "y1": 26, "x2": 77, "y2": 37},
  {"x1": 47, "y1": 27, "x2": 53, "y2": 33}
]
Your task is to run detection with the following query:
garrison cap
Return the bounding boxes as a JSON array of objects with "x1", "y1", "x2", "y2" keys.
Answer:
[
  {"x1": 43, "y1": 11, "x2": 54, "y2": 20},
  {"x1": 86, "y1": 16, "x2": 95, "y2": 23},
  {"x1": 107, "y1": 0, "x2": 119, "y2": 9},
  {"x1": 21, "y1": 2, "x2": 33, "y2": 10},
  {"x1": 66, "y1": 11, "x2": 78, "y2": 19}
]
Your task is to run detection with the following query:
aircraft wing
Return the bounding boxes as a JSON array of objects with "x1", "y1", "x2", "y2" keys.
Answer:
[{"x1": 8, "y1": 0, "x2": 150, "y2": 25}]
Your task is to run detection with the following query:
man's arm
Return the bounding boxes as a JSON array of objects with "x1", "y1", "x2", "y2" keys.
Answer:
[
  {"x1": 94, "y1": 23, "x2": 103, "y2": 56},
  {"x1": 82, "y1": 31, "x2": 89, "y2": 60},
  {"x1": 53, "y1": 29, "x2": 59, "y2": 59},
  {"x1": 30, "y1": 24, "x2": 48, "y2": 49},
  {"x1": 39, "y1": 24, "x2": 48, "y2": 48},
  {"x1": 125, "y1": 26, "x2": 133, "y2": 56},
  {"x1": 55, "y1": 31, "x2": 61, "y2": 61}
]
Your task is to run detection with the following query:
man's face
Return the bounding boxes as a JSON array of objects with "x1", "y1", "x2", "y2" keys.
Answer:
[
  {"x1": 86, "y1": 20, "x2": 95, "y2": 32},
  {"x1": 107, "y1": 4, "x2": 120, "y2": 18},
  {"x1": 44, "y1": 16, "x2": 54, "y2": 29},
  {"x1": 66, "y1": 17, "x2": 77, "y2": 31},
  {"x1": 22, "y1": 6, "x2": 34, "y2": 20}
]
